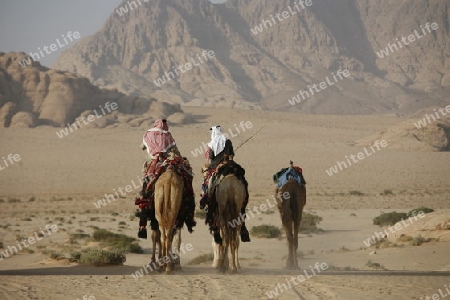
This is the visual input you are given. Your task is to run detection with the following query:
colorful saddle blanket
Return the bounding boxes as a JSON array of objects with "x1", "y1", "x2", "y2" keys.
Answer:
[{"x1": 273, "y1": 166, "x2": 305, "y2": 187}]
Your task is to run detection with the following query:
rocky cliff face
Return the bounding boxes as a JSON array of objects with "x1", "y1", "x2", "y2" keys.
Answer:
[
  {"x1": 0, "y1": 52, "x2": 186, "y2": 128},
  {"x1": 52, "y1": 0, "x2": 449, "y2": 114}
]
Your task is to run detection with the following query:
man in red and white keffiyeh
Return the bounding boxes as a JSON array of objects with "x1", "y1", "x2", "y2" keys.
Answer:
[
  {"x1": 139, "y1": 119, "x2": 196, "y2": 234},
  {"x1": 141, "y1": 119, "x2": 179, "y2": 159}
]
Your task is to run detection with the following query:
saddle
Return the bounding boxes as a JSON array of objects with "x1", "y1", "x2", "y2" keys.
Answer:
[{"x1": 273, "y1": 165, "x2": 306, "y2": 188}]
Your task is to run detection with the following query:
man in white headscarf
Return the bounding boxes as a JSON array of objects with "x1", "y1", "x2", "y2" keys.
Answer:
[
  {"x1": 201, "y1": 125, "x2": 250, "y2": 242},
  {"x1": 207, "y1": 125, "x2": 234, "y2": 168}
]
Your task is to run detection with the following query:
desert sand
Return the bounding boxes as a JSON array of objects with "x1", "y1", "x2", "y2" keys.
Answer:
[{"x1": 0, "y1": 107, "x2": 449, "y2": 300}]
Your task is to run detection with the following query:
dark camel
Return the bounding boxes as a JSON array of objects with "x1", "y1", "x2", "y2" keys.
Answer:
[
  {"x1": 275, "y1": 163, "x2": 306, "y2": 269},
  {"x1": 214, "y1": 174, "x2": 246, "y2": 273}
]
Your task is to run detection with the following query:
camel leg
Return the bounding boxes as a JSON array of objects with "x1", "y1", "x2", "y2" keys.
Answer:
[
  {"x1": 172, "y1": 228, "x2": 182, "y2": 271},
  {"x1": 151, "y1": 229, "x2": 161, "y2": 264},
  {"x1": 236, "y1": 234, "x2": 241, "y2": 270},
  {"x1": 293, "y1": 222, "x2": 299, "y2": 269},
  {"x1": 218, "y1": 227, "x2": 229, "y2": 273},
  {"x1": 212, "y1": 238, "x2": 220, "y2": 268},
  {"x1": 294, "y1": 199, "x2": 304, "y2": 269},
  {"x1": 285, "y1": 223, "x2": 294, "y2": 269},
  {"x1": 165, "y1": 228, "x2": 174, "y2": 273},
  {"x1": 158, "y1": 227, "x2": 167, "y2": 272},
  {"x1": 230, "y1": 226, "x2": 239, "y2": 273}
]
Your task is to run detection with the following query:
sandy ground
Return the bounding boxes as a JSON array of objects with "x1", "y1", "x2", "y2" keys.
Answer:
[{"x1": 0, "y1": 107, "x2": 449, "y2": 300}]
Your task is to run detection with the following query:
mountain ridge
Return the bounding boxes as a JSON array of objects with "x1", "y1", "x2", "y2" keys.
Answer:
[{"x1": 52, "y1": 0, "x2": 449, "y2": 115}]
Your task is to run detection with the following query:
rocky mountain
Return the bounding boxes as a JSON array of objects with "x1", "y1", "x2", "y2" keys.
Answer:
[
  {"x1": 0, "y1": 52, "x2": 188, "y2": 128},
  {"x1": 51, "y1": 0, "x2": 450, "y2": 115}
]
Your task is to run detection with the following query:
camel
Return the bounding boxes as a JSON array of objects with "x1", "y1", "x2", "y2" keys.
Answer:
[
  {"x1": 213, "y1": 174, "x2": 246, "y2": 273},
  {"x1": 275, "y1": 162, "x2": 306, "y2": 270},
  {"x1": 154, "y1": 165, "x2": 184, "y2": 273}
]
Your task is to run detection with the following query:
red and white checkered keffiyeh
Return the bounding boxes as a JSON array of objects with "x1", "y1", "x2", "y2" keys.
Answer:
[{"x1": 143, "y1": 119, "x2": 176, "y2": 157}]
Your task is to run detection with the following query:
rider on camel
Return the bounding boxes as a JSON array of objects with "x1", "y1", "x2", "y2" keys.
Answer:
[
  {"x1": 200, "y1": 125, "x2": 251, "y2": 242},
  {"x1": 138, "y1": 119, "x2": 196, "y2": 236}
]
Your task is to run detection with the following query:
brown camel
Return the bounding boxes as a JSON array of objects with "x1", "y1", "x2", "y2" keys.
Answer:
[
  {"x1": 154, "y1": 165, "x2": 184, "y2": 273},
  {"x1": 214, "y1": 174, "x2": 246, "y2": 273},
  {"x1": 275, "y1": 164, "x2": 306, "y2": 269}
]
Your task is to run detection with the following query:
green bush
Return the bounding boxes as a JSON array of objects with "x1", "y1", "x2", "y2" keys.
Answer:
[
  {"x1": 195, "y1": 210, "x2": 206, "y2": 219},
  {"x1": 73, "y1": 249, "x2": 126, "y2": 266},
  {"x1": 380, "y1": 189, "x2": 394, "y2": 196},
  {"x1": 49, "y1": 251, "x2": 65, "y2": 260},
  {"x1": 373, "y1": 211, "x2": 408, "y2": 226},
  {"x1": 374, "y1": 207, "x2": 434, "y2": 227},
  {"x1": 69, "y1": 251, "x2": 82, "y2": 262},
  {"x1": 251, "y1": 225, "x2": 282, "y2": 238},
  {"x1": 300, "y1": 212, "x2": 323, "y2": 233},
  {"x1": 408, "y1": 207, "x2": 434, "y2": 216},
  {"x1": 129, "y1": 243, "x2": 144, "y2": 254},
  {"x1": 93, "y1": 228, "x2": 135, "y2": 249},
  {"x1": 412, "y1": 236, "x2": 427, "y2": 246},
  {"x1": 349, "y1": 190, "x2": 364, "y2": 196}
]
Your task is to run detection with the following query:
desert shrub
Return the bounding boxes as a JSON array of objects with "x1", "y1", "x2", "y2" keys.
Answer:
[
  {"x1": 69, "y1": 233, "x2": 90, "y2": 244},
  {"x1": 69, "y1": 251, "x2": 82, "y2": 262},
  {"x1": 373, "y1": 211, "x2": 408, "y2": 226},
  {"x1": 408, "y1": 207, "x2": 434, "y2": 216},
  {"x1": 251, "y1": 225, "x2": 282, "y2": 238},
  {"x1": 300, "y1": 212, "x2": 323, "y2": 233},
  {"x1": 349, "y1": 190, "x2": 364, "y2": 196},
  {"x1": 397, "y1": 234, "x2": 413, "y2": 243},
  {"x1": 380, "y1": 189, "x2": 394, "y2": 196},
  {"x1": 0, "y1": 241, "x2": 3, "y2": 248},
  {"x1": 75, "y1": 249, "x2": 126, "y2": 266},
  {"x1": 195, "y1": 210, "x2": 206, "y2": 219},
  {"x1": 128, "y1": 243, "x2": 144, "y2": 254},
  {"x1": 49, "y1": 251, "x2": 65, "y2": 260},
  {"x1": 93, "y1": 228, "x2": 139, "y2": 252},
  {"x1": 412, "y1": 236, "x2": 427, "y2": 246},
  {"x1": 187, "y1": 253, "x2": 214, "y2": 265},
  {"x1": 118, "y1": 221, "x2": 126, "y2": 226},
  {"x1": 8, "y1": 198, "x2": 20, "y2": 203},
  {"x1": 28, "y1": 196, "x2": 36, "y2": 202},
  {"x1": 365, "y1": 260, "x2": 384, "y2": 269}
]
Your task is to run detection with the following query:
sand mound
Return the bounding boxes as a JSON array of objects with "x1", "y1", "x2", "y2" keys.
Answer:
[
  {"x1": 356, "y1": 114, "x2": 450, "y2": 152},
  {"x1": 386, "y1": 210, "x2": 450, "y2": 242}
]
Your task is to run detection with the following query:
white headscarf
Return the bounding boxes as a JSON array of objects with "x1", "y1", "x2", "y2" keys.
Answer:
[{"x1": 208, "y1": 126, "x2": 227, "y2": 156}]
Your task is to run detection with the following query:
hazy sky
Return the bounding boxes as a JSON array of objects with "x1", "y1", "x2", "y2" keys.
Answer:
[{"x1": 0, "y1": 0, "x2": 123, "y2": 66}]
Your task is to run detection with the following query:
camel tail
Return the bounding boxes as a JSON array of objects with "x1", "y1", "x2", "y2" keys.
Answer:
[{"x1": 290, "y1": 184, "x2": 299, "y2": 225}]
